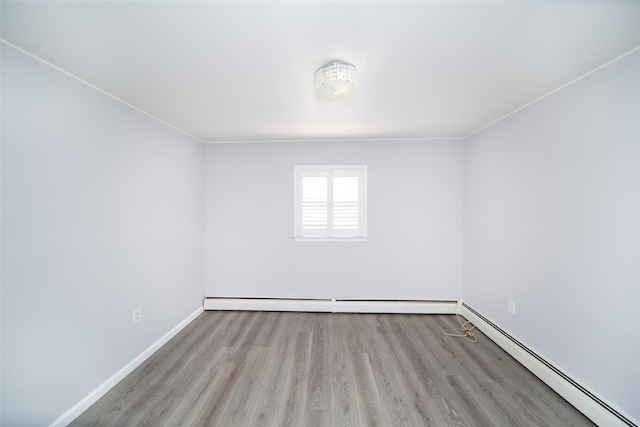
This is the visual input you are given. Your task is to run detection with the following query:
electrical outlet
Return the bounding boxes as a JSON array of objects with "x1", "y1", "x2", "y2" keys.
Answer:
[
  {"x1": 508, "y1": 300, "x2": 516, "y2": 315},
  {"x1": 133, "y1": 308, "x2": 142, "y2": 325}
]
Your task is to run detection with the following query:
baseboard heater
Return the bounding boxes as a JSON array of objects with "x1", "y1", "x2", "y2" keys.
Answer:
[
  {"x1": 459, "y1": 302, "x2": 638, "y2": 427},
  {"x1": 203, "y1": 297, "x2": 458, "y2": 314}
]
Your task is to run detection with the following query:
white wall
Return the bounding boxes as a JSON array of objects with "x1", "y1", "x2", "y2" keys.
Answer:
[
  {"x1": 464, "y1": 51, "x2": 640, "y2": 419},
  {"x1": 205, "y1": 140, "x2": 463, "y2": 300},
  {"x1": 0, "y1": 45, "x2": 205, "y2": 426}
]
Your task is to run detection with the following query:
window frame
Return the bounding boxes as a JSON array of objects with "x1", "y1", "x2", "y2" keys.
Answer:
[{"x1": 293, "y1": 165, "x2": 368, "y2": 242}]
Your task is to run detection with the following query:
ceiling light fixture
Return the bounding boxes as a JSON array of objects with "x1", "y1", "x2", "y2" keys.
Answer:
[{"x1": 314, "y1": 61, "x2": 358, "y2": 101}]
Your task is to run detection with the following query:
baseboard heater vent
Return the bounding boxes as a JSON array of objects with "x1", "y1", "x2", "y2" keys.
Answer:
[
  {"x1": 204, "y1": 297, "x2": 458, "y2": 314},
  {"x1": 460, "y1": 302, "x2": 637, "y2": 427}
]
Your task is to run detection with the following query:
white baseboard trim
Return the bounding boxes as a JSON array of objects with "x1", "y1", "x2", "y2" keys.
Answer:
[
  {"x1": 49, "y1": 306, "x2": 204, "y2": 427},
  {"x1": 459, "y1": 301, "x2": 638, "y2": 427},
  {"x1": 204, "y1": 297, "x2": 458, "y2": 314}
]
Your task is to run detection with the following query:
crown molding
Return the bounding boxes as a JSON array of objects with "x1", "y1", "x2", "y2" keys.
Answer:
[
  {"x1": 463, "y1": 44, "x2": 640, "y2": 139},
  {"x1": 1, "y1": 39, "x2": 204, "y2": 143}
]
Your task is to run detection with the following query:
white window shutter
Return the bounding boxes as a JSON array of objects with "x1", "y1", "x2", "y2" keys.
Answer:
[
  {"x1": 295, "y1": 166, "x2": 367, "y2": 240},
  {"x1": 332, "y1": 171, "x2": 361, "y2": 236},
  {"x1": 300, "y1": 174, "x2": 328, "y2": 236}
]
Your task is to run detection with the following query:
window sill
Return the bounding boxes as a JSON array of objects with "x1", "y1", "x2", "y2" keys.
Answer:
[{"x1": 293, "y1": 236, "x2": 370, "y2": 243}]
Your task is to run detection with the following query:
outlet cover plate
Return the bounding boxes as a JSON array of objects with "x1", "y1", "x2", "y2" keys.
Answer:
[
  {"x1": 508, "y1": 300, "x2": 516, "y2": 315},
  {"x1": 133, "y1": 308, "x2": 142, "y2": 325}
]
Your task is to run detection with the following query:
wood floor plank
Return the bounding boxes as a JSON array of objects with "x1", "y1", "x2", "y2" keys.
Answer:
[
  {"x1": 305, "y1": 409, "x2": 332, "y2": 427},
  {"x1": 216, "y1": 347, "x2": 272, "y2": 426},
  {"x1": 306, "y1": 314, "x2": 331, "y2": 411},
  {"x1": 253, "y1": 311, "x2": 282, "y2": 347},
  {"x1": 347, "y1": 314, "x2": 369, "y2": 353},
  {"x1": 102, "y1": 384, "x2": 170, "y2": 427},
  {"x1": 429, "y1": 315, "x2": 516, "y2": 385},
  {"x1": 405, "y1": 314, "x2": 470, "y2": 376},
  {"x1": 366, "y1": 337, "x2": 421, "y2": 427},
  {"x1": 189, "y1": 359, "x2": 241, "y2": 426},
  {"x1": 149, "y1": 322, "x2": 230, "y2": 387},
  {"x1": 379, "y1": 315, "x2": 454, "y2": 399},
  {"x1": 500, "y1": 378, "x2": 592, "y2": 427},
  {"x1": 349, "y1": 352, "x2": 384, "y2": 426},
  {"x1": 332, "y1": 382, "x2": 359, "y2": 427},
  {"x1": 158, "y1": 348, "x2": 236, "y2": 426},
  {"x1": 446, "y1": 374, "x2": 522, "y2": 426},
  {"x1": 279, "y1": 332, "x2": 313, "y2": 426},
  {"x1": 71, "y1": 311, "x2": 596, "y2": 427},
  {"x1": 247, "y1": 323, "x2": 297, "y2": 427},
  {"x1": 329, "y1": 314, "x2": 354, "y2": 384},
  {"x1": 496, "y1": 380, "x2": 572, "y2": 426}
]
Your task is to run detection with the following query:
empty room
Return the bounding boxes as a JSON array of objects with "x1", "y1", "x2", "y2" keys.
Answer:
[{"x1": 1, "y1": 1, "x2": 638, "y2": 426}]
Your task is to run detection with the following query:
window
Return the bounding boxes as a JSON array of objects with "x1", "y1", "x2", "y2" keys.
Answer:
[{"x1": 294, "y1": 165, "x2": 368, "y2": 242}]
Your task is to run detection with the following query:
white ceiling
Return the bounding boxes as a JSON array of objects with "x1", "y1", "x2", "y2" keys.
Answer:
[{"x1": 2, "y1": 1, "x2": 639, "y2": 142}]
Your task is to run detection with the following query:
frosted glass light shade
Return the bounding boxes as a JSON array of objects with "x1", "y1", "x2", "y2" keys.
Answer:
[{"x1": 314, "y1": 61, "x2": 358, "y2": 101}]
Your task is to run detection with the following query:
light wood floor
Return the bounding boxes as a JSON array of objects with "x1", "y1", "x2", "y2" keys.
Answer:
[{"x1": 72, "y1": 311, "x2": 595, "y2": 426}]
